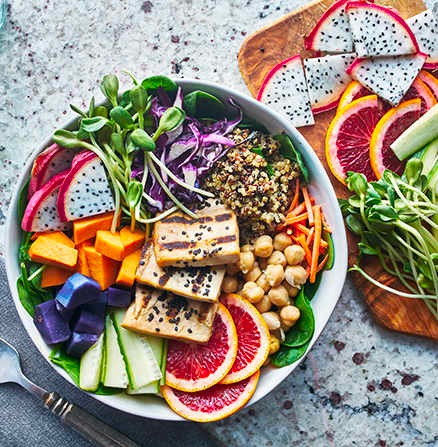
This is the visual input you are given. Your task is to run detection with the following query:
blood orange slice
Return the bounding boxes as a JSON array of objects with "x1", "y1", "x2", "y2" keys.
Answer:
[
  {"x1": 162, "y1": 371, "x2": 260, "y2": 422},
  {"x1": 326, "y1": 95, "x2": 384, "y2": 184},
  {"x1": 370, "y1": 98, "x2": 421, "y2": 179},
  {"x1": 220, "y1": 294, "x2": 269, "y2": 384},
  {"x1": 403, "y1": 78, "x2": 436, "y2": 115},
  {"x1": 165, "y1": 303, "x2": 237, "y2": 392},
  {"x1": 337, "y1": 81, "x2": 371, "y2": 113},
  {"x1": 418, "y1": 71, "x2": 438, "y2": 101}
]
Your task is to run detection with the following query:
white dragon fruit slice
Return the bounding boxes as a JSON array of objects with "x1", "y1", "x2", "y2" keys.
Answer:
[
  {"x1": 257, "y1": 55, "x2": 314, "y2": 128},
  {"x1": 22, "y1": 170, "x2": 72, "y2": 233},
  {"x1": 346, "y1": 53, "x2": 428, "y2": 106},
  {"x1": 304, "y1": 0, "x2": 354, "y2": 53},
  {"x1": 407, "y1": 10, "x2": 438, "y2": 70},
  {"x1": 346, "y1": 2, "x2": 419, "y2": 57},
  {"x1": 28, "y1": 144, "x2": 77, "y2": 198},
  {"x1": 57, "y1": 151, "x2": 115, "y2": 222},
  {"x1": 303, "y1": 53, "x2": 356, "y2": 114}
]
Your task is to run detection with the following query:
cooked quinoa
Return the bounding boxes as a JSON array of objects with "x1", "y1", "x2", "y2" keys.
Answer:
[{"x1": 202, "y1": 129, "x2": 300, "y2": 242}]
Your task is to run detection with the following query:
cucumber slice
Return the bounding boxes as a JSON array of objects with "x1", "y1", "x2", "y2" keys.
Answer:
[
  {"x1": 79, "y1": 333, "x2": 104, "y2": 392},
  {"x1": 112, "y1": 310, "x2": 162, "y2": 390},
  {"x1": 102, "y1": 315, "x2": 129, "y2": 388},
  {"x1": 391, "y1": 104, "x2": 438, "y2": 161},
  {"x1": 421, "y1": 139, "x2": 438, "y2": 176}
]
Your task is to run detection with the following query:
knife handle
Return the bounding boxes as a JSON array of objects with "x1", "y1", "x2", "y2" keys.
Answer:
[{"x1": 44, "y1": 392, "x2": 140, "y2": 447}]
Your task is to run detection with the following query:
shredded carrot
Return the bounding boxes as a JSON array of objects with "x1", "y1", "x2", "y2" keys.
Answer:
[
  {"x1": 295, "y1": 224, "x2": 328, "y2": 248},
  {"x1": 288, "y1": 178, "x2": 300, "y2": 213},
  {"x1": 295, "y1": 234, "x2": 312, "y2": 265},
  {"x1": 310, "y1": 206, "x2": 322, "y2": 283},
  {"x1": 283, "y1": 213, "x2": 308, "y2": 225},
  {"x1": 286, "y1": 202, "x2": 306, "y2": 217},
  {"x1": 306, "y1": 227, "x2": 314, "y2": 246},
  {"x1": 317, "y1": 254, "x2": 329, "y2": 272},
  {"x1": 302, "y1": 187, "x2": 314, "y2": 225}
]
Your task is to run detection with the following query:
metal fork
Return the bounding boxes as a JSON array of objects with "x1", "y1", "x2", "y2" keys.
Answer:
[{"x1": 0, "y1": 337, "x2": 140, "y2": 447}]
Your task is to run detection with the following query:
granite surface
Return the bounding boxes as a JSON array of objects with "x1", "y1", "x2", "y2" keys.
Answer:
[{"x1": 0, "y1": 0, "x2": 437, "y2": 446}]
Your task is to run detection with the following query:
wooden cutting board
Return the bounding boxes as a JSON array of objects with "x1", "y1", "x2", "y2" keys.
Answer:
[{"x1": 238, "y1": 0, "x2": 438, "y2": 341}]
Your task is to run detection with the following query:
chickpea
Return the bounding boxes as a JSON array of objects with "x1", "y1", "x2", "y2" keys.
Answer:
[
  {"x1": 221, "y1": 276, "x2": 238, "y2": 294},
  {"x1": 280, "y1": 305, "x2": 301, "y2": 327},
  {"x1": 265, "y1": 264, "x2": 285, "y2": 287},
  {"x1": 258, "y1": 257, "x2": 268, "y2": 271},
  {"x1": 238, "y1": 251, "x2": 255, "y2": 274},
  {"x1": 242, "y1": 281, "x2": 264, "y2": 304},
  {"x1": 256, "y1": 273, "x2": 270, "y2": 292},
  {"x1": 284, "y1": 265, "x2": 307, "y2": 287},
  {"x1": 284, "y1": 245, "x2": 306, "y2": 266},
  {"x1": 273, "y1": 232, "x2": 293, "y2": 251},
  {"x1": 269, "y1": 335, "x2": 280, "y2": 355},
  {"x1": 244, "y1": 262, "x2": 262, "y2": 282},
  {"x1": 267, "y1": 250, "x2": 287, "y2": 267},
  {"x1": 261, "y1": 311, "x2": 281, "y2": 330},
  {"x1": 255, "y1": 294, "x2": 272, "y2": 313},
  {"x1": 241, "y1": 244, "x2": 254, "y2": 253},
  {"x1": 268, "y1": 285, "x2": 290, "y2": 307},
  {"x1": 254, "y1": 235, "x2": 274, "y2": 258},
  {"x1": 226, "y1": 263, "x2": 240, "y2": 276},
  {"x1": 283, "y1": 281, "x2": 299, "y2": 298},
  {"x1": 272, "y1": 327, "x2": 285, "y2": 343}
]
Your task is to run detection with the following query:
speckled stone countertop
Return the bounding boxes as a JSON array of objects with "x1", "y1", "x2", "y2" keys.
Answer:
[{"x1": 0, "y1": 1, "x2": 437, "y2": 446}]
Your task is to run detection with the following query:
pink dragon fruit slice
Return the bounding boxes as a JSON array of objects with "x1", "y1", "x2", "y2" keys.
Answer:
[
  {"x1": 303, "y1": 53, "x2": 356, "y2": 114},
  {"x1": 304, "y1": 0, "x2": 354, "y2": 53},
  {"x1": 22, "y1": 170, "x2": 72, "y2": 233},
  {"x1": 57, "y1": 151, "x2": 115, "y2": 222},
  {"x1": 28, "y1": 144, "x2": 77, "y2": 198},
  {"x1": 346, "y1": 53, "x2": 428, "y2": 106},
  {"x1": 407, "y1": 10, "x2": 438, "y2": 70},
  {"x1": 257, "y1": 55, "x2": 315, "y2": 128},
  {"x1": 346, "y1": 2, "x2": 419, "y2": 57}
]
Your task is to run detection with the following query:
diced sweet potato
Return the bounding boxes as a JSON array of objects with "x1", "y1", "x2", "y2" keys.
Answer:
[
  {"x1": 41, "y1": 266, "x2": 72, "y2": 288},
  {"x1": 116, "y1": 249, "x2": 142, "y2": 288},
  {"x1": 77, "y1": 239, "x2": 94, "y2": 276},
  {"x1": 84, "y1": 246, "x2": 120, "y2": 290},
  {"x1": 120, "y1": 226, "x2": 145, "y2": 256},
  {"x1": 73, "y1": 211, "x2": 120, "y2": 245},
  {"x1": 29, "y1": 236, "x2": 78, "y2": 270},
  {"x1": 95, "y1": 230, "x2": 124, "y2": 261},
  {"x1": 31, "y1": 231, "x2": 74, "y2": 247}
]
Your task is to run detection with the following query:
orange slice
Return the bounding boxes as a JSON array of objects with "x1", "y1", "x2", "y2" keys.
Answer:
[
  {"x1": 162, "y1": 371, "x2": 259, "y2": 422},
  {"x1": 370, "y1": 98, "x2": 422, "y2": 179},
  {"x1": 418, "y1": 70, "x2": 438, "y2": 102},
  {"x1": 403, "y1": 78, "x2": 436, "y2": 115},
  {"x1": 165, "y1": 303, "x2": 238, "y2": 392},
  {"x1": 220, "y1": 294, "x2": 269, "y2": 384},
  {"x1": 337, "y1": 81, "x2": 371, "y2": 113},
  {"x1": 326, "y1": 95, "x2": 384, "y2": 184}
]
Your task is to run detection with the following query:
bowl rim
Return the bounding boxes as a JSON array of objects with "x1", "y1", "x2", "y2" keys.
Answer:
[{"x1": 5, "y1": 77, "x2": 348, "y2": 421}]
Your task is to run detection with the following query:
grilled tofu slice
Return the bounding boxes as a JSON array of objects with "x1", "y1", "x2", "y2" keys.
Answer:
[
  {"x1": 153, "y1": 200, "x2": 240, "y2": 267},
  {"x1": 136, "y1": 241, "x2": 225, "y2": 303},
  {"x1": 122, "y1": 284, "x2": 218, "y2": 343}
]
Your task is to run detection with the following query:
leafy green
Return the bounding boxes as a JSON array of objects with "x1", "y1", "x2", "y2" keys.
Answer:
[
  {"x1": 304, "y1": 271, "x2": 322, "y2": 300},
  {"x1": 141, "y1": 75, "x2": 178, "y2": 93},
  {"x1": 183, "y1": 90, "x2": 225, "y2": 119},
  {"x1": 275, "y1": 134, "x2": 309, "y2": 183},
  {"x1": 283, "y1": 289, "x2": 315, "y2": 348},
  {"x1": 237, "y1": 117, "x2": 268, "y2": 133},
  {"x1": 17, "y1": 178, "x2": 30, "y2": 222},
  {"x1": 323, "y1": 231, "x2": 335, "y2": 270},
  {"x1": 271, "y1": 341, "x2": 310, "y2": 367}
]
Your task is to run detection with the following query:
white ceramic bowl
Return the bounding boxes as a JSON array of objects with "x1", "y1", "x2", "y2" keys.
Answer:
[{"x1": 5, "y1": 79, "x2": 348, "y2": 421}]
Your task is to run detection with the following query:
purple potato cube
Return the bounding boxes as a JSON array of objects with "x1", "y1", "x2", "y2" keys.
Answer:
[
  {"x1": 74, "y1": 310, "x2": 105, "y2": 335},
  {"x1": 56, "y1": 273, "x2": 101, "y2": 310},
  {"x1": 105, "y1": 287, "x2": 132, "y2": 308},
  {"x1": 82, "y1": 291, "x2": 107, "y2": 317},
  {"x1": 65, "y1": 332, "x2": 99, "y2": 358},
  {"x1": 55, "y1": 301, "x2": 75, "y2": 322},
  {"x1": 34, "y1": 300, "x2": 71, "y2": 345}
]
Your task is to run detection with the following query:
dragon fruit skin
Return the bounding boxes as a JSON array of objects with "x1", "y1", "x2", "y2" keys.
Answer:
[
  {"x1": 346, "y1": 2, "x2": 420, "y2": 58},
  {"x1": 57, "y1": 151, "x2": 115, "y2": 222},
  {"x1": 407, "y1": 10, "x2": 438, "y2": 70},
  {"x1": 257, "y1": 55, "x2": 315, "y2": 128},
  {"x1": 28, "y1": 144, "x2": 77, "y2": 198},
  {"x1": 22, "y1": 170, "x2": 72, "y2": 233},
  {"x1": 346, "y1": 53, "x2": 428, "y2": 106},
  {"x1": 303, "y1": 53, "x2": 356, "y2": 114}
]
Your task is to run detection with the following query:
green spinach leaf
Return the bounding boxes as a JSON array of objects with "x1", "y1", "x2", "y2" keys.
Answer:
[
  {"x1": 303, "y1": 271, "x2": 322, "y2": 300},
  {"x1": 271, "y1": 340, "x2": 310, "y2": 367},
  {"x1": 183, "y1": 91, "x2": 225, "y2": 119},
  {"x1": 49, "y1": 346, "x2": 81, "y2": 385},
  {"x1": 323, "y1": 230, "x2": 335, "y2": 270},
  {"x1": 17, "y1": 178, "x2": 30, "y2": 222},
  {"x1": 275, "y1": 134, "x2": 309, "y2": 183},
  {"x1": 141, "y1": 75, "x2": 178, "y2": 93}
]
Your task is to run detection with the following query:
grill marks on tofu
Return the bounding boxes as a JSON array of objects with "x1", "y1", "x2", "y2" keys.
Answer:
[
  {"x1": 121, "y1": 284, "x2": 218, "y2": 343},
  {"x1": 136, "y1": 242, "x2": 225, "y2": 302},
  {"x1": 153, "y1": 201, "x2": 240, "y2": 267}
]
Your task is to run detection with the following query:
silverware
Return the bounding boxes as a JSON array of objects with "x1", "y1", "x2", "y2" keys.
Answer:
[{"x1": 0, "y1": 337, "x2": 140, "y2": 447}]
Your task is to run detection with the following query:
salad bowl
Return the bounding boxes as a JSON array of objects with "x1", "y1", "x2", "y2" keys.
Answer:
[{"x1": 5, "y1": 78, "x2": 348, "y2": 421}]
